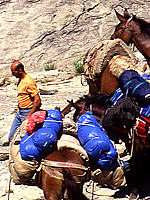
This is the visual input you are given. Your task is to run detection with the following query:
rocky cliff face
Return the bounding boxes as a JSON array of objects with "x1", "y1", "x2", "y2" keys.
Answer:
[{"x1": 0, "y1": 0, "x2": 150, "y2": 78}]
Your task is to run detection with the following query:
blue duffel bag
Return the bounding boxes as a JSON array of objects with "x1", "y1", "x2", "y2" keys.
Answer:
[
  {"x1": 119, "y1": 70, "x2": 150, "y2": 107},
  {"x1": 20, "y1": 109, "x2": 63, "y2": 161},
  {"x1": 32, "y1": 128, "x2": 57, "y2": 152},
  {"x1": 33, "y1": 109, "x2": 63, "y2": 152},
  {"x1": 42, "y1": 109, "x2": 63, "y2": 131},
  {"x1": 20, "y1": 133, "x2": 41, "y2": 161},
  {"x1": 77, "y1": 111, "x2": 118, "y2": 171}
]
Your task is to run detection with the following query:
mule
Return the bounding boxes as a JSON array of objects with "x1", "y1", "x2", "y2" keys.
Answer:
[
  {"x1": 37, "y1": 101, "x2": 89, "y2": 200},
  {"x1": 111, "y1": 8, "x2": 150, "y2": 66},
  {"x1": 38, "y1": 148, "x2": 89, "y2": 200},
  {"x1": 71, "y1": 94, "x2": 111, "y2": 123},
  {"x1": 71, "y1": 94, "x2": 150, "y2": 198},
  {"x1": 71, "y1": 94, "x2": 133, "y2": 146}
]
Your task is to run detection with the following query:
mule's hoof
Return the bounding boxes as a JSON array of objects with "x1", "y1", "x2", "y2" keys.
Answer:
[
  {"x1": 144, "y1": 197, "x2": 150, "y2": 200},
  {"x1": 129, "y1": 188, "x2": 140, "y2": 200}
]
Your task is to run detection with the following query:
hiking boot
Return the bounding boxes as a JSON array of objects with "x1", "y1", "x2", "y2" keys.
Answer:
[
  {"x1": 129, "y1": 188, "x2": 140, "y2": 200},
  {"x1": 144, "y1": 197, "x2": 150, "y2": 200}
]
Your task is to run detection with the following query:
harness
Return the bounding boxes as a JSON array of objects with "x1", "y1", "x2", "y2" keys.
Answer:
[
  {"x1": 41, "y1": 159, "x2": 89, "y2": 183},
  {"x1": 136, "y1": 115, "x2": 150, "y2": 140},
  {"x1": 117, "y1": 16, "x2": 133, "y2": 38},
  {"x1": 40, "y1": 134, "x2": 90, "y2": 184}
]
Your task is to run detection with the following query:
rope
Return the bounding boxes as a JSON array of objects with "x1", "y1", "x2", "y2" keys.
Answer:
[
  {"x1": 85, "y1": 181, "x2": 113, "y2": 198},
  {"x1": 91, "y1": 180, "x2": 94, "y2": 200},
  {"x1": 7, "y1": 174, "x2": 12, "y2": 200},
  {"x1": 44, "y1": 119, "x2": 63, "y2": 123},
  {"x1": 41, "y1": 159, "x2": 89, "y2": 172},
  {"x1": 76, "y1": 123, "x2": 96, "y2": 128},
  {"x1": 130, "y1": 127, "x2": 135, "y2": 158}
]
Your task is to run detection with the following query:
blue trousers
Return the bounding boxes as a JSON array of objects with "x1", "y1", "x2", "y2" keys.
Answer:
[{"x1": 8, "y1": 108, "x2": 31, "y2": 141}]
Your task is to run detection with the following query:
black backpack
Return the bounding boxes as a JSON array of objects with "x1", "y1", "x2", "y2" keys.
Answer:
[{"x1": 102, "y1": 97, "x2": 139, "y2": 131}]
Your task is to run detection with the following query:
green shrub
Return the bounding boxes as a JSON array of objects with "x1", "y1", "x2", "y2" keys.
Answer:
[
  {"x1": 74, "y1": 60, "x2": 83, "y2": 74},
  {"x1": 44, "y1": 63, "x2": 55, "y2": 71}
]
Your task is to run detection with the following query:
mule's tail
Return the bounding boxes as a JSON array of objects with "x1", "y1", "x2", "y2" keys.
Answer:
[{"x1": 62, "y1": 169, "x2": 88, "y2": 200}]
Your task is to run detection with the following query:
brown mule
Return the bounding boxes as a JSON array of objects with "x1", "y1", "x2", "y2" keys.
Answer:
[
  {"x1": 37, "y1": 101, "x2": 89, "y2": 200},
  {"x1": 38, "y1": 149, "x2": 89, "y2": 200},
  {"x1": 111, "y1": 8, "x2": 150, "y2": 67}
]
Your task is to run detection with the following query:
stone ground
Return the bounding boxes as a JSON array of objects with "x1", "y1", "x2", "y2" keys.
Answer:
[{"x1": 0, "y1": 75, "x2": 131, "y2": 200}]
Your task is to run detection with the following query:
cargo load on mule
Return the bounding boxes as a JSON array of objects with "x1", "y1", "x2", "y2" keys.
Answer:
[
  {"x1": 76, "y1": 111, "x2": 118, "y2": 171},
  {"x1": 76, "y1": 110, "x2": 126, "y2": 189},
  {"x1": 9, "y1": 100, "x2": 73, "y2": 185},
  {"x1": 9, "y1": 109, "x2": 63, "y2": 184},
  {"x1": 82, "y1": 38, "x2": 141, "y2": 95},
  {"x1": 82, "y1": 38, "x2": 150, "y2": 197},
  {"x1": 20, "y1": 109, "x2": 63, "y2": 161}
]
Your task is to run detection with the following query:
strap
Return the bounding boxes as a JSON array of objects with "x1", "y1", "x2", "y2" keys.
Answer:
[
  {"x1": 131, "y1": 82, "x2": 145, "y2": 95},
  {"x1": 42, "y1": 163, "x2": 89, "y2": 183},
  {"x1": 41, "y1": 159, "x2": 88, "y2": 171}
]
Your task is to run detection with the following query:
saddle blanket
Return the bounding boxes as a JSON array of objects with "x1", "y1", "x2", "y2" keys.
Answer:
[{"x1": 57, "y1": 134, "x2": 89, "y2": 163}]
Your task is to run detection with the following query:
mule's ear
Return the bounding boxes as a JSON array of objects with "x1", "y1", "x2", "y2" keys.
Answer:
[
  {"x1": 114, "y1": 9, "x2": 126, "y2": 22},
  {"x1": 124, "y1": 8, "x2": 130, "y2": 19}
]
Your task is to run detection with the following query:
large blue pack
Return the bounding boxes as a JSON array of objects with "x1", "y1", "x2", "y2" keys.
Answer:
[
  {"x1": 119, "y1": 70, "x2": 150, "y2": 107},
  {"x1": 77, "y1": 111, "x2": 118, "y2": 171},
  {"x1": 20, "y1": 133, "x2": 41, "y2": 161},
  {"x1": 20, "y1": 109, "x2": 63, "y2": 161}
]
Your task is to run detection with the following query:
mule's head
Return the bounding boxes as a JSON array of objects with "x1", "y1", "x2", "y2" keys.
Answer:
[
  {"x1": 71, "y1": 98, "x2": 86, "y2": 122},
  {"x1": 111, "y1": 8, "x2": 133, "y2": 44},
  {"x1": 71, "y1": 95, "x2": 110, "y2": 123}
]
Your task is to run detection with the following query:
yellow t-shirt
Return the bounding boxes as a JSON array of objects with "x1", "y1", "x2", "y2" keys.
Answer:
[{"x1": 17, "y1": 74, "x2": 40, "y2": 108}]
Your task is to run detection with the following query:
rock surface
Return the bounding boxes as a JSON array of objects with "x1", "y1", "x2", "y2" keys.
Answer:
[
  {"x1": 0, "y1": 0, "x2": 150, "y2": 78},
  {"x1": 0, "y1": 1, "x2": 150, "y2": 198}
]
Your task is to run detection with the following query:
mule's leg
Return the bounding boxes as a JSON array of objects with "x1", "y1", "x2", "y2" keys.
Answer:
[
  {"x1": 41, "y1": 172, "x2": 63, "y2": 200},
  {"x1": 126, "y1": 135, "x2": 145, "y2": 197}
]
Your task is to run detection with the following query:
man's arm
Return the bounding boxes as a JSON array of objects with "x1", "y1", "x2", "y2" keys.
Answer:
[{"x1": 25, "y1": 93, "x2": 41, "y2": 120}]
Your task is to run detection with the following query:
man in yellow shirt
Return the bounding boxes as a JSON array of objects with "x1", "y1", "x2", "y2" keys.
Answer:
[{"x1": 7, "y1": 60, "x2": 41, "y2": 143}]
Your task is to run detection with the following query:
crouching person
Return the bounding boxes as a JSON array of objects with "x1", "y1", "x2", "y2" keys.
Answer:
[{"x1": 76, "y1": 111, "x2": 126, "y2": 189}]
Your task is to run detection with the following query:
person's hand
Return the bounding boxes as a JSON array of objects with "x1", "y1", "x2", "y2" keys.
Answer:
[{"x1": 15, "y1": 108, "x2": 19, "y2": 115}]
